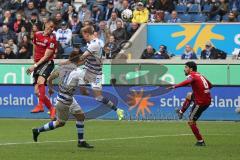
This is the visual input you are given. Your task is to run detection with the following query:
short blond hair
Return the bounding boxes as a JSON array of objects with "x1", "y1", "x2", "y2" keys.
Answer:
[{"x1": 81, "y1": 25, "x2": 94, "y2": 35}]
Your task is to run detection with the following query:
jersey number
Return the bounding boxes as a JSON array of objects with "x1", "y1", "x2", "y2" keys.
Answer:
[
  {"x1": 63, "y1": 71, "x2": 71, "y2": 85},
  {"x1": 200, "y1": 76, "x2": 209, "y2": 89}
]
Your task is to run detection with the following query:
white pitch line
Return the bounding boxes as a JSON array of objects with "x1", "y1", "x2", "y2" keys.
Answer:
[{"x1": 0, "y1": 133, "x2": 233, "y2": 146}]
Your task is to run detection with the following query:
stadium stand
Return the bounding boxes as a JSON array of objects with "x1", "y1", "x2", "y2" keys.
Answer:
[{"x1": 0, "y1": 0, "x2": 239, "y2": 60}]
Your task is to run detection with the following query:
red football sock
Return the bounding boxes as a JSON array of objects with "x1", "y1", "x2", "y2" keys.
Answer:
[
  {"x1": 38, "y1": 84, "x2": 46, "y2": 106},
  {"x1": 189, "y1": 122, "x2": 203, "y2": 141},
  {"x1": 44, "y1": 96, "x2": 54, "y2": 110},
  {"x1": 181, "y1": 98, "x2": 191, "y2": 113}
]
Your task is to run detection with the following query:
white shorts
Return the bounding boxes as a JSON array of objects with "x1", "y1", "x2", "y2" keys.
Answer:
[
  {"x1": 55, "y1": 97, "x2": 82, "y2": 122},
  {"x1": 78, "y1": 69, "x2": 102, "y2": 90}
]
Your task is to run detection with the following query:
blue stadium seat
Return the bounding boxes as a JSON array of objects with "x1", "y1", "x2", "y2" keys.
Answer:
[
  {"x1": 222, "y1": 14, "x2": 229, "y2": 22},
  {"x1": 175, "y1": 4, "x2": 188, "y2": 13},
  {"x1": 207, "y1": 15, "x2": 220, "y2": 22},
  {"x1": 62, "y1": 47, "x2": 73, "y2": 59},
  {"x1": 192, "y1": 14, "x2": 207, "y2": 22},
  {"x1": 164, "y1": 13, "x2": 171, "y2": 22},
  {"x1": 72, "y1": 35, "x2": 83, "y2": 46},
  {"x1": 188, "y1": 4, "x2": 200, "y2": 14},
  {"x1": 179, "y1": 14, "x2": 192, "y2": 23},
  {"x1": 202, "y1": 4, "x2": 212, "y2": 13}
]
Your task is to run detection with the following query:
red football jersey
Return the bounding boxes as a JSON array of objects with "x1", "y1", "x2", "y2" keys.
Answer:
[
  {"x1": 33, "y1": 31, "x2": 57, "y2": 62},
  {"x1": 175, "y1": 71, "x2": 212, "y2": 106}
]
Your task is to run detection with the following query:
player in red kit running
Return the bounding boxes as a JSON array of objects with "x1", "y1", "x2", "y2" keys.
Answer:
[
  {"x1": 168, "y1": 61, "x2": 212, "y2": 146},
  {"x1": 26, "y1": 20, "x2": 56, "y2": 120}
]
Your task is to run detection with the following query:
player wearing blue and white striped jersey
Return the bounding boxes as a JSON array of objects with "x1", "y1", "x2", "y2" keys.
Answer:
[
  {"x1": 32, "y1": 51, "x2": 93, "y2": 148},
  {"x1": 66, "y1": 25, "x2": 124, "y2": 120}
]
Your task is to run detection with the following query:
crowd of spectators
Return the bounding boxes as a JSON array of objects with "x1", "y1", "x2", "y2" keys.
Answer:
[
  {"x1": 0, "y1": 0, "x2": 239, "y2": 59},
  {"x1": 141, "y1": 41, "x2": 230, "y2": 60}
]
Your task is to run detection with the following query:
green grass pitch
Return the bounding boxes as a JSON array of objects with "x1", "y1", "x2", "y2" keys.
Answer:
[{"x1": 0, "y1": 119, "x2": 239, "y2": 160}]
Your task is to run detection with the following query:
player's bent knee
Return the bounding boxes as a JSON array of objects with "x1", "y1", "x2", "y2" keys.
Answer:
[
  {"x1": 37, "y1": 76, "x2": 46, "y2": 85},
  {"x1": 188, "y1": 120, "x2": 196, "y2": 126},
  {"x1": 186, "y1": 92, "x2": 192, "y2": 100},
  {"x1": 75, "y1": 112, "x2": 85, "y2": 121}
]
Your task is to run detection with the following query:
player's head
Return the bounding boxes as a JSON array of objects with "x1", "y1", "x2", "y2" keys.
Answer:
[
  {"x1": 44, "y1": 20, "x2": 55, "y2": 35},
  {"x1": 69, "y1": 50, "x2": 81, "y2": 64},
  {"x1": 81, "y1": 25, "x2": 94, "y2": 41},
  {"x1": 184, "y1": 61, "x2": 197, "y2": 75}
]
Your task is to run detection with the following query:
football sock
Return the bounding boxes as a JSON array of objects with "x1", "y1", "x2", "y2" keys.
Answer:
[
  {"x1": 38, "y1": 121, "x2": 58, "y2": 133},
  {"x1": 44, "y1": 96, "x2": 54, "y2": 110},
  {"x1": 189, "y1": 123, "x2": 203, "y2": 141},
  {"x1": 38, "y1": 84, "x2": 46, "y2": 106},
  {"x1": 96, "y1": 96, "x2": 117, "y2": 111},
  {"x1": 181, "y1": 98, "x2": 191, "y2": 113},
  {"x1": 76, "y1": 121, "x2": 84, "y2": 142}
]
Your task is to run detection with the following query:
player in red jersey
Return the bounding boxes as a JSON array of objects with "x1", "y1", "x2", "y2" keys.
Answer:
[
  {"x1": 26, "y1": 20, "x2": 57, "y2": 120},
  {"x1": 168, "y1": 61, "x2": 212, "y2": 146}
]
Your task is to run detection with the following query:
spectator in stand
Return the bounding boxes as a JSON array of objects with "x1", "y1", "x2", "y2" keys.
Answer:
[
  {"x1": 22, "y1": 0, "x2": 41, "y2": 9},
  {"x1": 19, "y1": 35, "x2": 33, "y2": 57},
  {"x1": 17, "y1": 45, "x2": 31, "y2": 59},
  {"x1": 232, "y1": 47, "x2": 240, "y2": 59},
  {"x1": 91, "y1": 4, "x2": 105, "y2": 24},
  {"x1": 69, "y1": 13, "x2": 82, "y2": 34},
  {"x1": 120, "y1": 0, "x2": 131, "y2": 13},
  {"x1": 18, "y1": 26, "x2": 29, "y2": 45},
  {"x1": 51, "y1": 1, "x2": 64, "y2": 18},
  {"x1": 0, "y1": 10, "x2": 15, "y2": 30},
  {"x1": 154, "y1": 0, "x2": 174, "y2": 13},
  {"x1": 201, "y1": 41, "x2": 227, "y2": 59},
  {"x1": 167, "y1": 10, "x2": 181, "y2": 23},
  {"x1": 24, "y1": 1, "x2": 39, "y2": 20},
  {"x1": 151, "y1": 10, "x2": 165, "y2": 23},
  {"x1": 41, "y1": 17, "x2": 49, "y2": 31},
  {"x1": 30, "y1": 24, "x2": 39, "y2": 40},
  {"x1": 141, "y1": 45, "x2": 156, "y2": 59},
  {"x1": 229, "y1": 0, "x2": 240, "y2": 13},
  {"x1": 209, "y1": 0, "x2": 229, "y2": 20},
  {"x1": 181, "y1": 44, "x2": 198, "y2": 59},
  {"x1": 1, "y1": 0, "x2": 22, "y2": 11},
  {"x1": 112, "y1": 20, "x2": 128, "y2": 43},
  {"x1": 4, "y1": 45, "x2": 16, "y2": 59},
  {"x1": 13, "y1": 14, "x2": 27, "y2": 34},
  {"x1": 97, "y1": 21, "x2": 110, "y2": 44},
  {"x1": 225, "y1": 11, "x2": 238, "y2": 22},
  {"x1": 63, "y1": 4, "x2": 76, "y2": 22},
  {"x1": 78, "y1": 4, "x2": 92, "y2": 24},
  {"x1": 26, "y1": 12, "x2": 42, "y2": 32},
  {"x1": 55, "y1": 21, "x2": 73, "y2": 54},
  {"x1": 0, "y1": 24, "x2": 17, "y2": 44},
  {"x1": 153, "y1": 45, "x2": 170, "y2": 59},
  {"x1": 103, "y1": 35, "x2": 119, "y2": 59},
  {"x1": 146, "y1": 0, "x2": 156, "y2": 16},
  {"x1": 39, "y1": 8, "x2": 50, "y2": 23},
  {"x1": 107, "y1": 11, "x2": 123, "y2": 33},
  {"x1": 127, "y1": 22, "x2": 139, "y2": 39},
  {"x1": 46, "y1": 0, "x2": 58, "y2": 15},
  {"x1": 132, "y1": 2, "x2": 149, "y2": 23},
  {"x1": 130, "y1": 0, "x2": 140, "y2": 10},
  {"x1": 104, "y1": 0, "x2": 119, "y2": 21},
  {"x1": 8, "y1": 39, "x2": 18, "y2": 55},
  {"x1": 54, "y1": 13, "x2": 64, "y2": 30}
]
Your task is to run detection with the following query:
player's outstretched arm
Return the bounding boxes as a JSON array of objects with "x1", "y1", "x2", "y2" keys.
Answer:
[{"x1": 174, "y1": 79, "x2": 192, "y2": 88}]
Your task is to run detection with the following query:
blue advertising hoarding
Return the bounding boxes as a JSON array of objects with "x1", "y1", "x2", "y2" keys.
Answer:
[
  {"x1": 0, "y1": 85, "x2": 239, "y2": 121},
  {"x1": 147, "y1": 24, "x2": 240, "y2": 55}
]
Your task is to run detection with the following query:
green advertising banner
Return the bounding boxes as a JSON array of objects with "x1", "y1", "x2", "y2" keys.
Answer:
[{"x1": 0, "y1": 64, "x2": 239, "y2": 85}]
